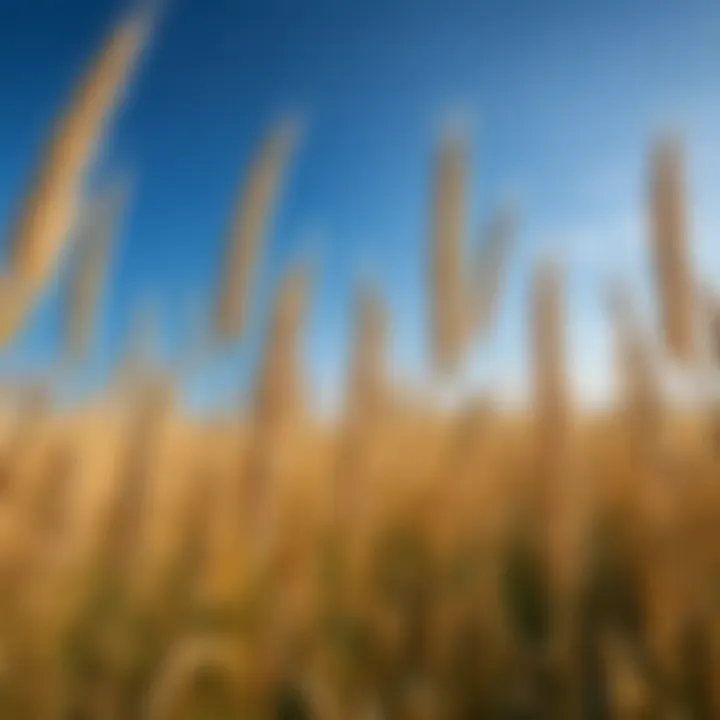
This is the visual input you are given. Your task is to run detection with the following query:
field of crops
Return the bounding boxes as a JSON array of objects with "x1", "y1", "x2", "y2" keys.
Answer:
[{"x1": 1, "y1": 8, "x2": 720, "y2": 719}]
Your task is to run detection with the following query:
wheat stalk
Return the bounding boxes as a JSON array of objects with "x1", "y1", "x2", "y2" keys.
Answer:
[
  {"x1": 430, "y1": 133, "x2": 467, "y2": 373},
  {"x1": 335, "y1": 285, "x2": 387, "y2": 531},
  {"x1": 532, "y1": 259, "x2": 567, "y2": 448},
  {"x1": 345, "y1": 285, "x2": 387, "y2": 429},
  {"x1": 2, "y1": 11, "x2": 149, "y2": 346},
  {"x1": 103, "y1": 369, "x2": 174, "y2": 596},
  {"x1": 650, "y1": 139, "x2": 695, "y2": 364},
  {"x1": 530, "y1": 258, "x2": 570, "y2": 540}
]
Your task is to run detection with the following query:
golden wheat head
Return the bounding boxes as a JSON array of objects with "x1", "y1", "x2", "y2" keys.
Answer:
[
  {"x1": 214, "y1": 121, "x2": 300, "y2": 345},
  {"x1": 430, "y1": 132, "x2": 467, "y2": 374},
  {"x1": 650, "y1": 139, "x2": 695, "y2": 364},
  {"x1": 2, "y1": 10, "x2": 149, "y2": 347}
]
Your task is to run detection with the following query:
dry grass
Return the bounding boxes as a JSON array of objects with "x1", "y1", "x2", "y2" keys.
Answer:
[
  {"x1": 650, "y1": 139, "x2": 696, "y2": 364},
  {"x1": 214, "y1": 122, "x2": 299, "y2": 345},
  {"x1": 2, "y1": 11, "x2": 148, "y2": 346},
  {"x1": 430, "y1": 134, "x2": 466, "y2": 373},
  {"x1": 1, "y1": 14, "x2": 720, "y2": 720}
]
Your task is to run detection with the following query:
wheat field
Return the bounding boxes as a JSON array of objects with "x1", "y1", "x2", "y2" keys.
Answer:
[{"x1": 2, "y1": 10, "x2": 720, "y2": 720}]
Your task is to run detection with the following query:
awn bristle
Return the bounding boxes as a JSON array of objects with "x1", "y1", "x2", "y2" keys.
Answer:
[
  {"x1": 63, "y1": 181, "x2": 127, "y2": 366},
  {"x1": 214, "y1": 122, "x2": 299, "y2": 345},
  {"x1": 650, "y1": 140, "x2": 695, "y2": 364},
  {"x1": 3, "y1": 11, "x2": 148, "y2": 345},
  {"x1": 430, "y1": 134, "x2": 467, "y2": 374}
]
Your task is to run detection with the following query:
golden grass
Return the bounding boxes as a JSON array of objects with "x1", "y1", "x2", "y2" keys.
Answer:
[
  {"x1": 2, "y1": 11, "x2": 149, "y2": 346},
  {"x1": 242, "y1": 266, "x2": 311, "y2": 563},
  {"x1": 214, "y1": 122, "x2": 299, "y2": 345},
  {"x1": 430, "y1": 134, "x2": 466, "y2": 373},
  {"x1": 650, "y1": 139, "x2": 696, "y2": 364},
  {"x1": 531, "y1": 259, "x2": 568, "y2": 465},
  {"x1": 0, "y1": 16, "x2": 720, "y2": 719},
  {"x1": 335, "y1": 286, "x2": 388, "y2": 536}
]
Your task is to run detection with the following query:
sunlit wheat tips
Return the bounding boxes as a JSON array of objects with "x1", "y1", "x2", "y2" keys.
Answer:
[
  {"x1": 650, "y1": 139, "x2": 695, "y2": 364},
  {"x1": 62, "y1": 179, "x2": 128, "y2": 367},
  {"x1": 214, "y1": 121, "x2": 300, "y2": 345},
  {"x1": 3, "y1": 10, "x2": 149, "y2": 347},
  {"x1": 464, "y1": 202, "x2": 517, "y2": 347},
  {"x1": 430, "y1": 132, "x2": 467, "y2": 374}
]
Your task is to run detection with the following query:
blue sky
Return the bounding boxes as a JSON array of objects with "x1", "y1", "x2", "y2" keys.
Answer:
[{"x1": 1, "y1": 0, "x2": 720, "y2": 409}]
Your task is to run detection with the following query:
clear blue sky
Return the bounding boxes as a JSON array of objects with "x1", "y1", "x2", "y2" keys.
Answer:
[{"x1": 1, "y1": 0, "x2": 720, "y2": 408}]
